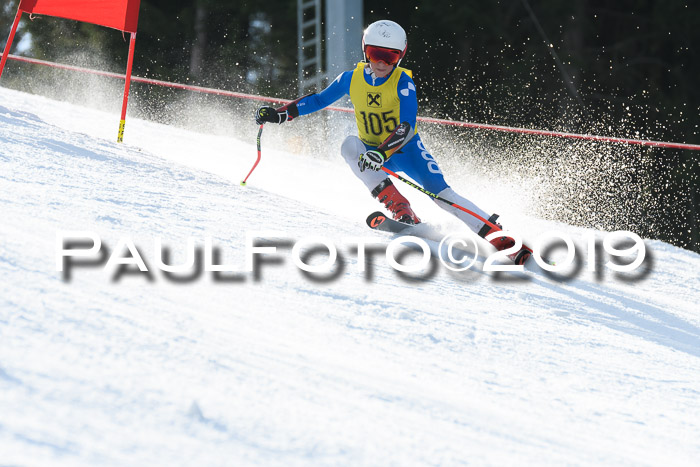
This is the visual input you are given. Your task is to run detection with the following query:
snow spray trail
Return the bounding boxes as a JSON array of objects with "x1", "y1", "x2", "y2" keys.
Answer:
[{"x1": 1, "y1": 87, "x2": 699, "y2": 466}]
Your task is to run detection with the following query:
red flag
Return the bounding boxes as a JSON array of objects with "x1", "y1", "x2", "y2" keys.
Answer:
[{"x1": 19, "y1": 0, "x2": 141, "y2": 33}]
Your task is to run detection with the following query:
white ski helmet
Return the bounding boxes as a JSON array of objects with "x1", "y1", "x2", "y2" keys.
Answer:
[{"x1": 362, "y1": 20, "x2": 407, "y2": 65}]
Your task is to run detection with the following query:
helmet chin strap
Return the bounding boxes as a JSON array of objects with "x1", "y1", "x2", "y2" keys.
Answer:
[{"x1": 367, "y1": 65, "x2": 395, "y2": 84}]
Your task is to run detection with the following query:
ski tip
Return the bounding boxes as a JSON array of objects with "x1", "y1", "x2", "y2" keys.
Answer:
[
  {"x1": 511, "y1": 246, "x2": 534, "y2": 266},
  {"x1": 516, "y1": 251, "x2": 532, "y2": 266},
  {"x1": 366, "y1": 211, "x2": 388, "y2": 229}
]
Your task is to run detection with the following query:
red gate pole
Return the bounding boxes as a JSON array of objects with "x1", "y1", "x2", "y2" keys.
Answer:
[
  {"x1": 0, "y1": 8, "x2": 23, "y2": 80},
  {"x1": 117, "y1": 32, "x2": 137, "y2": 143}
]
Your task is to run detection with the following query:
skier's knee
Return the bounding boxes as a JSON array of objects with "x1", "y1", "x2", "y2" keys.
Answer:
[
  {"x1": 340, "y1": 135, "x2": 365, "y2": 164},
  {"x1": 434, "y1": 186, "x2": 455, "y2": 204}
]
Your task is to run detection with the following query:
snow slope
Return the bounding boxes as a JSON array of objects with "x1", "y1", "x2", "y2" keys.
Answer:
[{"x1": 1, "y1": 86, "x2": 700, "y2": 466}]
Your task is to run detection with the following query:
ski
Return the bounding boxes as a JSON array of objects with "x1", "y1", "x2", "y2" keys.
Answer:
[
  {"x1": 511, "y1": 244, "x2": 533, "y2": 266},
  {"x1": 366, "y1": 211, "x2": 416, "y2": 234},
  {"x1": 483, "y1": 230, "x2": 533, "y2": 266},
  {"x1": 367, "y1": 211, "x2": 534, "y2": 266}
]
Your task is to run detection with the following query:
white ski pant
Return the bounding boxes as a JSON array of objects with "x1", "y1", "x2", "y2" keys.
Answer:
[
  {"x1": 340, "y1": 135, "x2": 491, "y2": 234},
  {"x1": 340, "y1": 135, "x2": 387, "y2": 190},
  {"x1": 432, "y1": 187, "x2": 491, "y2": 234}
]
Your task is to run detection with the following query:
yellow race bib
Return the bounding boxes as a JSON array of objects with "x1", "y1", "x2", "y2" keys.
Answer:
[{"x1": 349, "y1": 63, "x2": 412, "y2": 146}]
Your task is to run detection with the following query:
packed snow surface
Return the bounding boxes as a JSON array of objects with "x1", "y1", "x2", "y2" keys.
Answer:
[{"x1": 1, "y1": 87, "x2": 700, "y2": 466}]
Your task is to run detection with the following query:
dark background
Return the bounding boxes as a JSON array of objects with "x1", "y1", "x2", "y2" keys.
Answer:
[{"x1": 2, "y1": 0, "x2": 698, "y2": 252}]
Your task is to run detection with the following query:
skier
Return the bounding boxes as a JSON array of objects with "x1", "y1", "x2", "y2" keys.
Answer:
[{"x1": 255, "y1": 20, "x2": 529, "y2": 263}]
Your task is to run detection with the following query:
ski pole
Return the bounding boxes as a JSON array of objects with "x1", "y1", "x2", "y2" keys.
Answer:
[
  {"x1": 382, "y1": 166, "x2": 544, "y2": 264},
  {"x1": 381, "y1": 166, "x2": 501, "y2": 232},
  {"x1": 241, "y1": 124, "x2": 264, "y2": 186}
]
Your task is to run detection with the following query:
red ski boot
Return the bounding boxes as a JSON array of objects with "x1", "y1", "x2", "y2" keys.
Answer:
[
  {"x1": 371, "y1": 179, "x2": 421, "y2": 225},
  {"x1": 478, "y1": 213, "x2": 532, "y2": 265}
]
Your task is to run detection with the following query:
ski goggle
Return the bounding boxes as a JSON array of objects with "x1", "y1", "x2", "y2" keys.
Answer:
[{"x1": 364, "y1": 45, "x2": 403, "y2": 66}]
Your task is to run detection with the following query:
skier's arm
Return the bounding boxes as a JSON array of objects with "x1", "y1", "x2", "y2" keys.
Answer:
[
  {"x1": 255, "y1": 71, "x2": 352, "y2": 124},
  {"x1": 397, "y1": 72, "x2": 418, "y2": 129},
  {"x1": 295, "y1": 71, "x2": 353, "y2": 116},
  {"x1": 359, "y1": 121, "x2": 414, "y2": 171}
]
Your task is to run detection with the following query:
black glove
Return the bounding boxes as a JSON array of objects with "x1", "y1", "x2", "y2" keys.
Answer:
[
  {"x1": 358, "y1": 149, "x2": 386, "y2": 172},
  {"x1": 255, "y1": 102, "x2": 300, "y2": 125},
  {"x1": 256, "y1": 106, "x2": 284, "y2": 125}
]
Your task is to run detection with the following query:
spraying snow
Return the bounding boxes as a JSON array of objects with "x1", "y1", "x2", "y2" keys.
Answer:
[{"x1": 1, "y1": 86, "x2": 699, "y2": 465}]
